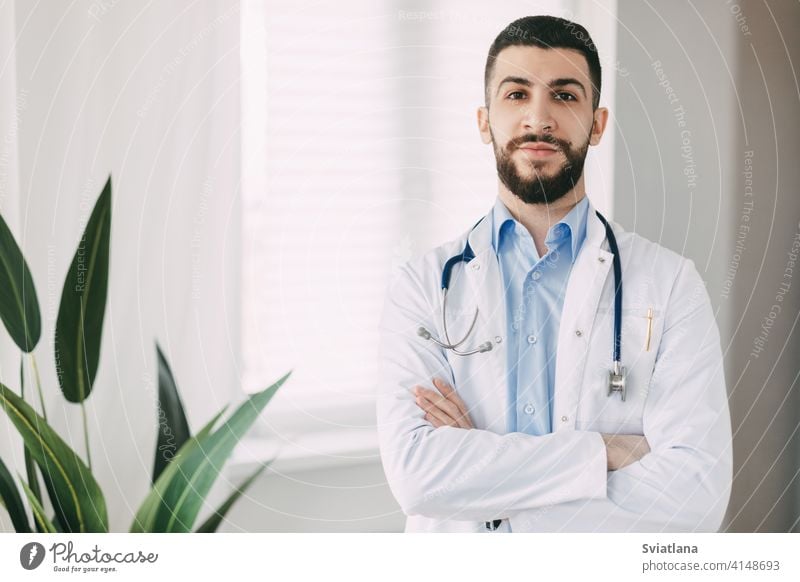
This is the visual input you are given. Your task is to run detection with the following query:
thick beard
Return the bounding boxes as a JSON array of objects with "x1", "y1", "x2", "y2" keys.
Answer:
[{"x1": 492, "y1": 130, "x2": 590, "y2": 205}]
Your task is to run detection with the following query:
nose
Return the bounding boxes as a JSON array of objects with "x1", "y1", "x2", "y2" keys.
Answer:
[{"x1": 522, "y1": 90, "x2": 557, "y2": 134}]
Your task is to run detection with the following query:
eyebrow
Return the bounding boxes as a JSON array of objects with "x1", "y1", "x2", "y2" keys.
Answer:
[{"x1": 495, "y1": 75, "x2": 588, "y2": 98}]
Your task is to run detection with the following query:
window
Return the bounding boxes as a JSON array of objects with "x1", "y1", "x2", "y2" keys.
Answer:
[{"x1": 239, "y1": 1, "x2": 611, "y2": 446}]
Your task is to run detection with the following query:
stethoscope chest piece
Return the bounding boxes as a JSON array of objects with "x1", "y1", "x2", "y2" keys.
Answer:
[{"x1": 608, "y1": 361, "x2": 627, "y2": 401}]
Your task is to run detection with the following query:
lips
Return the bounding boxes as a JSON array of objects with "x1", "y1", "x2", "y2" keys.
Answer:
[{"x1": 518, "y1": 143, "x2": 559, "y2": 158}]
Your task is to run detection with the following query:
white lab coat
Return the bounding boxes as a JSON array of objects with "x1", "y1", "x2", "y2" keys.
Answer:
[{"x1": 376, "y1": 198, "x2": 732, "y2": 532}]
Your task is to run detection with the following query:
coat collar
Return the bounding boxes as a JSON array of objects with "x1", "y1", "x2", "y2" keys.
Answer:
[{"x1": 467, "y1": 196, "x2": 609, "y2": 259}]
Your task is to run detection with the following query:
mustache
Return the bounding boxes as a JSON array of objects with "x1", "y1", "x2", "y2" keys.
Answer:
[{"x1": 508, "y1": 134, "x2": 566, "y2": 151}]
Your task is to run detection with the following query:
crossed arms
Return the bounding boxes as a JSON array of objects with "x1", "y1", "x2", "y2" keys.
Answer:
[
  {"x1": 376, "y1": 259, "x2": 732, "y2": 531},
  {"x1": 414, "y1": 378, "x2": 650, "y2": 471}
]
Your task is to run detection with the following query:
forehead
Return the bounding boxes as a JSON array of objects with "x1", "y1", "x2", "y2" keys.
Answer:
[{"x1": 490, "y1": 45, "x2": 592, "y2": 88}]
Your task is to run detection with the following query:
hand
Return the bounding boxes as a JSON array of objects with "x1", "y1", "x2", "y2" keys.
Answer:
[
  {"x1": 601, "y1": 433, "x2": 650, "y2": 470},
  {"x1": 413, "y1": 378, "x2": 474, "y2": 429}
]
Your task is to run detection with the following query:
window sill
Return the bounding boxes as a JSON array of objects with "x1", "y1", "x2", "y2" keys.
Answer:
[
  {"x1": 226, "y1": 391, "x2": 381, "y2": 476},
  {"x1": 228, "y1": 426, "x2": 380, "y2": 477}
]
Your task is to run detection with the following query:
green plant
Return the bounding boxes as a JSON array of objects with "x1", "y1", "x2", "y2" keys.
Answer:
[{"x1": 0, "y1": 176, "x2": 286, "y2": 532}]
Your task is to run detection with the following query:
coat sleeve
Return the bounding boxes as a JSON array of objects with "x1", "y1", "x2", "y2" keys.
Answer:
[
  {"x1": 603, "y1": 258, "x2": 733, "y2": 531},
  {"x1": 376, "y1": 262, "x2": 608, "y2": 522}
]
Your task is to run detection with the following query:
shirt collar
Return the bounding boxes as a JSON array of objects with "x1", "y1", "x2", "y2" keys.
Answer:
[
  {"x1": 491, "y1": 196, "x2": 516, "y2": 252},
  {"x1": 491, "y1": 195, "x2": 590, "y2": 264}
]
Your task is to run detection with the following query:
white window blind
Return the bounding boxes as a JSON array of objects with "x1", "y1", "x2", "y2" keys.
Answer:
[
  {"x1": 241, "y1": 0, "x2": 402, "y2": 435},
  {"x1": 239, "y1": 1, "x2": 587, "y2": 437}
]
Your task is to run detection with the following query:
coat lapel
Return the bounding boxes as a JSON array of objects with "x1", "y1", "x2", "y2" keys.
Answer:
[
  {"x1": 463, "y1": 215, "x2": 505, "y2": 335},
  {"x1": 552, "y1": 201, "x2": 614, "y2": 430},
  {"x1": 458, "y1": 213, "x2": 509, "y2": 433}
]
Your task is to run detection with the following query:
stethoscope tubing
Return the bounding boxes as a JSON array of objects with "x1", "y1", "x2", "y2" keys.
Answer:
[{"x1": 421, "y1": 210, "x2": 623, "y2": 367}]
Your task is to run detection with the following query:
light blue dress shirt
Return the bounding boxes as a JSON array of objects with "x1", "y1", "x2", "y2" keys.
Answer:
[{"x1": 491, "y1": 195, "x2": 589, "y2": 436}]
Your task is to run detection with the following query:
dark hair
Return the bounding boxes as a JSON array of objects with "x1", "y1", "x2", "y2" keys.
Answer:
[{"x1": 484, "y1": 16, "x2": 602, "y2": 109}]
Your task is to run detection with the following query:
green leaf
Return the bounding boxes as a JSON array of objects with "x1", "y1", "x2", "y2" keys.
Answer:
[
  {"x1": 55, "y1": 176, "x2": 112, "y2": 403},
  {"x1": 0, "y1": 382, "x2": 108, "y2": 532},
  {"x1": 20, "y1": 357, "x2": 44, "y2": 531},
  {"x1": 130, "y1": 405, "x2": 228, "y2": 533},
  {"x1": 152, "y1": 344, "x2": 191, "y2": 484},
  {"x1": 23, "y1": 450, "x2": 45, "y2": 532},
  {"x1": 18, "y1": 477, "x2": 56, "y2": 533},
  {"x1": 195, "y1": 462, "x2": 270, "y2": 533},
  {"x1": 50, "y1": 512, "x2": 64, "y2": 532},
  {"x1": 0, "y1": 211, "x2": 41, "y2": 352},
  {"x1": 0, "y1": 457, "x2": 31, "y2": 532},
  {"x1": 151, "y1": 372, "x2": 289, "y2": 532}
]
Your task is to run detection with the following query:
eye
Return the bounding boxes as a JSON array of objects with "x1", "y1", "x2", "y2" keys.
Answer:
[
  {"x1": 554, "y1": 92, "x2": 576, "y2": 102},
  {"x1": 506, "y1": 91, "x2": 526, "y2": 100}
]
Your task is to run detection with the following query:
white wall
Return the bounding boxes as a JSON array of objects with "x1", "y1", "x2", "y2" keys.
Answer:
[{"x1": 614, "y1": 0, "x2": 800, "y2": 531}]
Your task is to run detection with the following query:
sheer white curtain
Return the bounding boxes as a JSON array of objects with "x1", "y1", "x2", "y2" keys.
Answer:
[{"x1": 0, "y1": 0, "x2": 240, "y2": 531}]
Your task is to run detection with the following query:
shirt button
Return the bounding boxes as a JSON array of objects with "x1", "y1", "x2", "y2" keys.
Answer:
[
  {"x1": 532, "y1": 271, "x2": 541, "y2": 281},
  {"x1": 524, "y1": 403, "x2": 535, "y2": 415},
  {"x1": 471, "y1": 262, "x2": 481, "y2": 271},
  {"x1": 561, "y1": 415, "x2": 569, "y2": 423},
  {"x1": 527, "y1": 334, "x2": 537, "y2": 344}
]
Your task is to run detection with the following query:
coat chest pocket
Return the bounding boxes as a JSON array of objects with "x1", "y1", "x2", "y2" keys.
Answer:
[{"x1": 575, "y1": 306, "x2": 662, "y2": 434}]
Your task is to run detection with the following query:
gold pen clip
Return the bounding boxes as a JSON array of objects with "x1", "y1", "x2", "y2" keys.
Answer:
[{"x1": 644, "y1": 307, "x2": 653, "y2": 351}]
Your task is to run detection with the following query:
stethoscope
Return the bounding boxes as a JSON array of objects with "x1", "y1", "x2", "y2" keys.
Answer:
[{"x1": 417, "y1": 210, "x2": 627, "y2": 402}]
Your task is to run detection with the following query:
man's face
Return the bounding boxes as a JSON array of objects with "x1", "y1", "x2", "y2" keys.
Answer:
[{"x1": 477, "y1": 45, "x2": 608, "y2": 205}]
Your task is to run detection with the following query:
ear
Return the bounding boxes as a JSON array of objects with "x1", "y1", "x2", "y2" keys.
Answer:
[
  {"x1": 477, "y1": 106, "x2": 492, "y2": 144},
  {"x1": 589, "y1": 107, "x2": 609, "y2": 146}
]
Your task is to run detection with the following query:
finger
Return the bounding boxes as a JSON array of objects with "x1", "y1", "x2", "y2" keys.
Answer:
[
  {"x1": 418, "y1": 391, "x2": 473, "y2": 430},
  {"x1": 433, "y1": 378, "x2": 471, "y2": 419},
  {"x1": 414, "y1": 384, "x2": 473, "y2": 429},
  {"x1": 417, "y1": 388, "x2": 466, "y2": 427},
  {"x1": 420, "y1": 398, "x2": 456, "y2": 428},
  {"x1": 414, "y1": 385, "x2": 460, "y2": 422},
  {"x1": 424, "y1": 412, "x2": 443, "y2": 428},
  {"x1": 419, "y1": 386, "x2": 462, "y2": 418},
  {"x1": 416, "y1": 395, "x2": 458, "y2": 427},
  {"x1": 431, "y1": 379, "x2": 474, "y2": 429}
]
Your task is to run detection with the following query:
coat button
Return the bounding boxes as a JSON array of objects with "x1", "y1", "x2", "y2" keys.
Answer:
[
  {"x1": 471, "y1": 262, "x2": 481, "y2": 270},
  {"x1": 598, "y1": 257, "x2": 605, "y2": 263},
  {"x1": 494, "y1": 336, "x2": 503, "y2": 343},
  {"x1": 527, "y1": 334, "x2": 537, "y2": 344},
  {"x1": 575, "y1": 330, "x2": 583, "y2": 337},
  {"x1": 524, "y1": 403, "x2": 535, "y2": 415},
  {"x1": 561, "y1": 415, "x2": 569, "y2": 422}
]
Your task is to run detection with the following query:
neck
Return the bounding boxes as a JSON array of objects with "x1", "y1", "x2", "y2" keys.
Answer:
[{"x1": 497, "y1": 177, "x2": 586, "y2": 257}]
